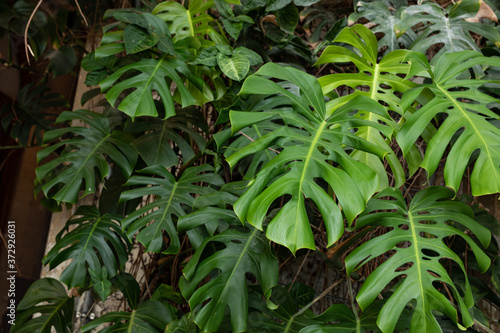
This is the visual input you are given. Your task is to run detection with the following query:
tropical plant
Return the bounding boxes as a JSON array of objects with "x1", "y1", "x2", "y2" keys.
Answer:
[{"x1": 4, "y1": 0, "x2": 500, "y2": 332}]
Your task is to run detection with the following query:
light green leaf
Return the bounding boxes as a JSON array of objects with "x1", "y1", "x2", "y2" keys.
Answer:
[
  {"x1": 42, "y1": 206, "x2": 130, "y2": 288},
  {"x1": 13, "y1": 278, "x2": 74, "y2": 333},
  {"x1": 397, "y1": 51, "x2": 500, "y2": 196},
  {"x1": 228, "y1": 63, "x2": 390, "y2": 253},
  {"x1": 217, "y1": 52, "x2": 251, "y2": 81},
  {"x1": 315, "y1": 25, "x2": 415, "y2": 189},
  {"x1": 153, "y1": 0, "x2": 227, "y2": 46},
  {"x1": 36, "y1": 110, "x2": 138, "y2": 204},
  {"x1": 346, "y1": 186, "x2": 491, "y2": 333},
  {"x1": 89, "y1": 267, "x2": 112, "y2": 301}
]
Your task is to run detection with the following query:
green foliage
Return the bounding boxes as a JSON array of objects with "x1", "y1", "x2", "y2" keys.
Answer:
[
  {"x1": 397, "y1": 50, "x2": 500, "y2": 196},
  {"x1": 81, "y1": 300, "x2": 173, "y2": 332},
  {"x1": 315, "y1": 24, "x2": 415, "y2": 188},
  {"x1": 180, "y1": 227, "x2": 279, "y2": 332},
  {"x1": 1, "y1": 83, "x2": 66, "y2": 147},
  {"x1": 346, "y1": 186, "x2": 491, "y2": 332},
  {"x1": 395, "y1": 0, "x2": 500, "y2": 58},
  {"x1": 119, "y1": 164, "x2": 224, "y2": 253},
  {"x1": 12, "y1": 278, "x2": 74, "y2": 333},
  {"x1": 36, "y1": 109, "x2": 138, "y2": 204},
  {"x1": 9, "y1": 0, "x2": 500, "y2": 332},
  {"x1": 42, "y1": 206, "x2": 130, "y2": 288},
  {"x1": 228, "y1": 63, "x2": 388, "y2": 253}
]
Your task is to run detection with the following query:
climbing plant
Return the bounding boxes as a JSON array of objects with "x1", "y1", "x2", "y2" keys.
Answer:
[{"x1": 3, "y1": 0, "x2": 500, "y2": 332}]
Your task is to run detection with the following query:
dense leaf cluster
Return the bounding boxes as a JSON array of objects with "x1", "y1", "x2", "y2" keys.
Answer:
[{"x1": 3, "y1": 0, "x2": 500, "y2": 332}]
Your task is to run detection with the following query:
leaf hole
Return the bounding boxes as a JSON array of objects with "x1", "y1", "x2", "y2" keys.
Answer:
[
  {"x1": 231, "y1": 239, "x2": 242, "y2": 244},
  {"x1": 395, "y1": 241, "x2": 410, "y2": 248},
  {"x1": 418, "y1": 220, "x2": 437, "y2": 225},
  {"x1": 418, "y1": 232, "x2": 438, "y2": 239},
  {"x1": 379, "y1": 83, "x2": 391, "y2": 90},
  {"x1": 363, "y1": 71, "x2": 372, "y2": 76},
  {"x1": 355, "y1": 85, "x2": 370, "y2": 91},
  {"x1": 421, "y1": 248, "x2": 439, "y2": 257},
  {"x1": 395, "y1": 262, "x2": 413, "y2": 272}
]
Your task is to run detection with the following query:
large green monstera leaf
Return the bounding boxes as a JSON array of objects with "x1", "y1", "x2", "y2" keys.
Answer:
[
  {"x1": 100, "y1": 55, "x2": 205, "y2": 119},
  {"x1": 397, "y1": 51, "x2": 500, "y2": 196},
  {"x1": 227, "y1": 63, "x2": 392, "y2": 253},
  {"x1": 152, "y1": 0, "x2": 227, "y2": 46},
  {"x1": 346, "y1": 186, "x2": 491, "y2": 333},
  {"x1": 119, "y1": 165, "x2": 224, "y2": 253},
  {"x1": 315, "y1": 25, "x2": 416, "y2": 189},
  {"x1": 179, "y1": 226, "x2": 279, "y2": 332},
  {"x1": 42, "y1": 206, "x2": 130, "y2": 288},
  {"x1": 36, "y1": 110, "x2": 138, "y2": 204}
]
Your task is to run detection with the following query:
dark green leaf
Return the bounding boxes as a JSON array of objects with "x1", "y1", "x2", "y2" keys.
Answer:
[
  {"x1": 36, "y1": 110, "x2": 138, "y2": 204},
  {"x1": 180, "y1": 226, "x2": 279, "y2": 332},
  {"x1": 120, "y1": 165, "x2": 223, "y2": 253},
  {"x1": 276, "y1": 3, "x2": 299, "y2": 34},
  {"x1": 45, "y1": 45, "x2": 77, "y2": 77},
  {"x1": 42, "y1": 206, "x2": 130, "y2": 288},
  {"x1": 111, "y1": 273, "x2": 141, "y2": 310},
  {"x1": 13, "y1": 278, "x2": 74, "y2": 333},
  {"x1": 82, "y1": 300, "x2": 173, "y2": 333}
]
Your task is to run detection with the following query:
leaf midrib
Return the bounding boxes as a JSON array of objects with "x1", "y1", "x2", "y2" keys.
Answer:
[
  {"x1": 408, "y1": 210, "x2": 426, "y2": 326},
  {"x1": 216, "y1": 228, "x2": 259, "y2": 307},
  {"x1": 63, "y1": 133, "x2": 111, "y2": 200},
  {"x1": 294, "y1": 121, "x2": 327, "y2": 248}
]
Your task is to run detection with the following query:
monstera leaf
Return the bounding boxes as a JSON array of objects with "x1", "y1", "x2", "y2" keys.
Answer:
[
  {"x1": 346, "y1": 186, "x2": 491, "y2": 333},
  {"x1": 395, "y1": 0, "x2": 500, "y2": 59},
  {"x1": 179, "y1": 226, "x2": 279, "y2": 332},
  {"x1": 36, "y1": 110, "x2": 138, "y2": 204},
  {"x1": 1, "y1": 83, "x2": 67, "y2": 147},
  {"x1": 214, "y1": 93, "x2": 289, "y2": 179},
  {"x1": 397, "y1": 51, "x2": 500, "y2": 196},
  {"x1": 152, "y1": 0, "x2": 227, "y2": 46},
  {"x1": 315, "y1": 25, "x2": 417, "y2": 189},
  {"x1": 12, "y1": 278, "x2": 74, "y2": 333},
  {"x1": 227, "y1": 63, "x2": 391, "y2": 253},
  {"x1": 42, "y1": 206, "x2": 130, "y2": 288},
  {"x1": 81, "y1": 300, "x2": 173, "y2": 333},
  {"x1": 129, "y1": 107, "x2": 208, "y2": 167},
  {"x1": 100, "y1": 55, "x2": 205, "y2": 119},
  {"x1": 119, "y1": 164, "x2": 224, "y2": 253}
]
